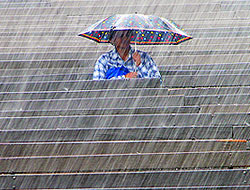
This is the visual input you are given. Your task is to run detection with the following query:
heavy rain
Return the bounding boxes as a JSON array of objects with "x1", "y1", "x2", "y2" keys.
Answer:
[{"x1": 0, "y1": 0, "x2": 249, "y2": 189}]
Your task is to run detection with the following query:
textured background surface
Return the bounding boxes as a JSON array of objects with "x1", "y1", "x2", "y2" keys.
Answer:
[{"x1": 0, "y1": 0, "x2": 249, "y2": 189}]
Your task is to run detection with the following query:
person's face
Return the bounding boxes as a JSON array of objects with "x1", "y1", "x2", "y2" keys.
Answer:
[{"x1": 112, "y1": 31, "x2": 132, "y2": 50}]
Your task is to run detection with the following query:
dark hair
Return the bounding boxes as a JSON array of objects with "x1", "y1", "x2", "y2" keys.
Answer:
[
  {"x1": 109, "y1": 30, "x2": 133, "y2": 44},
  {"x1": 109, "y1": 29, "x2": 115, "y2": 42}
]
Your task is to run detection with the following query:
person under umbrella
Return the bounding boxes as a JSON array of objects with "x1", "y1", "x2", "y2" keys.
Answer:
[
  {"x1": 79, "y1": 14, "x2": 192, "y2": 80},
  {"x1": 93, "y1": 30, "x2": 161, "y2": 80}
]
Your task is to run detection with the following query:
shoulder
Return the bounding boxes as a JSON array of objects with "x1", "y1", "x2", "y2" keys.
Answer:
[
  {"x1": 99, "y1": 50, "x2": 112, "y2": 59},
  {"x1": 137, "y1": 50, "x2": 153, "y2": 59},
  {"x1": 97, "y1": 49, "x2": 113, "y2": 63},
  {"x1": 137, "y1": 50, "x2": 150, "y2": 55}
]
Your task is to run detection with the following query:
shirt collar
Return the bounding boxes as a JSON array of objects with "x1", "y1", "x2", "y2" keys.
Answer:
[{"x1": 112, "y1": 46, "x2": 135, "y2": 60}]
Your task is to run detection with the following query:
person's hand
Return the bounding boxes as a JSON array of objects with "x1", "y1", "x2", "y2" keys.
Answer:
[
  {"x1": 133, "y1": 51, "x2": 141, "y2": 67},
  {"x1": 125, "y1": 72, "x2": 138, "y2": 78}
]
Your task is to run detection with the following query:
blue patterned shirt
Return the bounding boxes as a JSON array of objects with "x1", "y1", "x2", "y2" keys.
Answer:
[{"x1": 93, "y1": 47, "x2": 161, "y2": 80}]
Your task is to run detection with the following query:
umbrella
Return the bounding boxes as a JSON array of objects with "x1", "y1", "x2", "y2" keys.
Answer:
[{"x1": 78, "y1": 14, "x2": 192, "y2": 45}]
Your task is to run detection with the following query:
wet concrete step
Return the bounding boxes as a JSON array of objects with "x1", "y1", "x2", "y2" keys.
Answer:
[
  {"x1": 0, "y1": 8, "x2": 249, "y2": 20},
  {"x1": 0, "y1": 150, "x2": 249, "y2": 173},
  {"x1": 0, "y1": 1, "x2": 50, "y2": 8},
  {"x1": 0, "y1": 88, "x2": 171, "y2": 101},
  {"x1": 163, "y1": 74, "x2": 250, "y2": 87},
  {"x1": 1, "y1": 169, "x2": 249, "y2": 189},
  {"x1": 0, "y1": 0, "x2": 242, "y2": 8},
  {"x1": 0, "y1": 6, "x2": 248, "y2": 20},
  {"x1": 210, "y1": 113, "x2": 249, "y2": 126},
  {"x1": 234, "y1": 126, "x2": 250, "y2": 140},
  {"x1": 1, "y1": 69, "x2": 250, "y2": 82},
  {"x1": 0, "y1": 73, "x2": 93, "y2": 82},
  {"x1": 168, "y1": 86, "x2": 250, "y2": 96},
  {"x1": 0, "y1": 50, "x2": 249, "y2": 61},
  {"x1": 0, "y1": 125, "x2": 247, "y2": 142},
  {"x1": 0, "y1": 88, "x2": 170, "y2": 100},
  {"x1": 1, "y1": 11, "x2": 249, "y2": 25},
  {"x1": 0, "y1": 95, "x2": 185, "y2": 111},
  {"x1": 0, "y1": 113, "x2": 249, "y2": 130},
  {"x1": 0, "y1": 113, "x2": 212, "y2": 130},
  {"x1": 184, "y1": 94, "x2": 250, "y2": 106},
  {"x1": 1, "y1": 3, "x2": 249, "y2": 16},
  {"x1": 1, "y1": 86, "x2": 248, "y2": 101},
  {"x1": 0, "y1": 104, "x2": 248, "y2": 117},
  {"x1": 50, "y1": 0, "x2": 250, "y2": 9},
  {"x1": 0, "y1": 54, "x2": 248, "y2": 69},
  {"x1": 0, "y1": 78, "x2": 161, "y2": 92},
  {"x1": 200, "y1": 104, "x2": 250, "y2": 113},
  {"x1": 162, "y1": 62, "x2": 250, "y2": 71},
  {"x1": 0, "y1": 0, "x2": 45, "y2": 2},
  {"x1": 0, "y1": 106, "x2": 200, "y2": 117},
  {"x1": 1, "y1": 139, "x2": 246, "y2": 157},
  {"x1": 0, "y1": 94, "x2": 249, "y2": 112}
]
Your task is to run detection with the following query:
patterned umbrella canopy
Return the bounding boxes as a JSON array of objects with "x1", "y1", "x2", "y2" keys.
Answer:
[{"x1": 79, "y1": 14, "x2": 192, "y2": 45}]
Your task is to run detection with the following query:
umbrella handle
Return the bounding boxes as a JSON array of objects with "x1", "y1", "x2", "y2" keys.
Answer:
[
  {"x1": 134, "y1": 62, "x2": 138, "y2": 73},
  {"x1": 133, "y1": 43, "x2": 138, "y2": 73}
]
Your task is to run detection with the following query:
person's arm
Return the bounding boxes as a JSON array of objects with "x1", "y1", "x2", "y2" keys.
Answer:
[
  {"x1": 93, "y1": 55, "x2": 107, "y2": 80},
  {"x1": 147, "y1": 55, "x2": 161, "y2": 79},
  {"x1": 137, "y1": 52, "x2": 162, "y2": 79}
]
